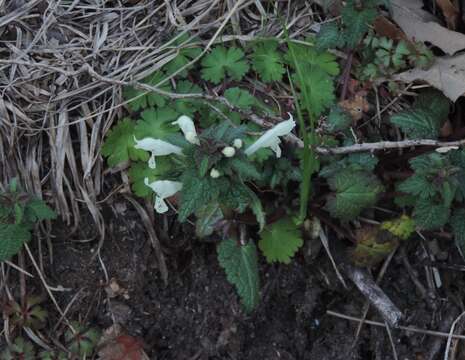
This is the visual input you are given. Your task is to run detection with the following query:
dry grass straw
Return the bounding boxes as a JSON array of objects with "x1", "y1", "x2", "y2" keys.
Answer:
[{"x1": 0, "y1": 0, "x2": 317, "y2": 239}]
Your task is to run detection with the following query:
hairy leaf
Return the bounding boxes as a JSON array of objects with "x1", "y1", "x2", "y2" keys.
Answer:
[
  {"x1": 413, "y1": 199, "x2": 450, "y2": 230},
  {"x1": 128, "y1": 159, "x2": 174, "y2": 197},
  {"x1": 217, "y1": 239, "x2": 260, "y2": 313},
  {"x1": 101, "y1": 119, "x2": 149, "y2": 166},
  {"x1": 172, "y1": 80, "x2": 203, "y2": 117},
  {"x1": 201, "y1": 46, "x2": 249, "y2": 84},
  {"x1": 342, "y1": 0, "x2": 378, "y2": 48},
  {"x1": 195, "y1": 203, "x2": 224, "y2": 238},
  {"x1": 258, "y1": 217, "x2": 303, "y2": 264},
  {"x1": 316, "y1": 21, "x2": 345, "y2": 50},
  {"x1": 326, "y1": 106, "x2": 352, "y2": 132},
  {"x1": 390, "y1": 91, "x2": 450, "y2": 139},
  {"x1": 326, "y1": 170, "x2": 383, "y2": 221},
  {"x1": 0, "y1": 223, "x2": 32, "y2": 261}
]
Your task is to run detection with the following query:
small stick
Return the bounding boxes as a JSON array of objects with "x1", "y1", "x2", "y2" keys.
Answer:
[
  {"x1": 327, "y1": 310, "x2": 465, "y2": 341},
  {"x1": 343, "y1": 263, "x2": 403, "y2": 327}
]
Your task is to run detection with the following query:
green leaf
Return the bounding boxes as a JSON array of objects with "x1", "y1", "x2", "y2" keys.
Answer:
[
  {"x1": 224, "y1": 87, "x2": 255, "y2": 110},
  {"x1": 128, "y1": 158, "x2": 173, "y2": 197},
  {"x1": 134, "y1": 108, "x2": 179, "y2": 140},
  {"x1": 413, "y1": 199, "x2": 449, "y2": 230},
  {"x1": 397, "y1": 175, "x2": 437, "y2": 199},
  {"x1": 342, "y1": 0, "x2": 378, "y2": 48},
  {"x1": 326, "y1": 170, "x2": 383, "y2": 221},
  {"x1": 326, "y1": 106, "x2": 352, "y2": 132},
  {"x1": 201, "y1": 46, "x2": 249, "y2": 84},
  {"x1": 102, "y1": 119, "x2": 149, "y2": 166},
  {"x1": 390, "y1": 91, "x2": 450, "y2": 139},
  {"x1": 195, "y1": 203, "x2": 224, "y2": 238},
  {"x1": 293, "y1": 67, "x2": 336, "y2": 117},
  {"x1": 258, "y1": 217, "x2": 303, "y2": 264},
  {"x1": 316, "y1": 21, "x2": 345, "y2": 50},
  {"x1": 123, "y1": 72, "x2": 171, "y2": 112},
  {"x1": 229, "y1": 157, "x2": 261, "y2": 180},
  {"x1": 451, "y1": 208, "x2": 465, "y2": 254},
  {"x1": 286, "y1": 45, "x2": 340, "y2": 76},
  {"x1": 0, "y1": 223, "x2": 31, "y2": 261},
  {"x1": 25, "y1": 199, "x2": 56, "y2": 222},
  {"x1": 172, "y1": 80, "x2": 203, "y2": 117},
  {"x1": 178, "y1": 169, "x2": 223, "y2": 221},
  {"x1": 66, "y1": 322, "x2": 101, "y2": 357},
  {"x1": 217, "y1": 239, "x2": 260, "y2": 313},
  {"x1": 251, "y1": 40, "x2": 285, "y2": 82},
  {"x1": 164, "y1": 33, "x2": 202, "y2": 77}
]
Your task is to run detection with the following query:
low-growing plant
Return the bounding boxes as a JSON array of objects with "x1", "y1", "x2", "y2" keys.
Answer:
[
  {"x1": 0, "y1": 337, "x2": 35, "y2": 360},
  {"x1": 101, "y1": 0, "x2": 465, "y2": 312},
  {"x1": 6, "y1": 295, "x2": 48, "y2": 331},
  {"x1": 0, "y1": 179, "x2": 56, "y2": 262},
  {"x1": 65, "y1": 321, "x2": 101, "y2": 358}
]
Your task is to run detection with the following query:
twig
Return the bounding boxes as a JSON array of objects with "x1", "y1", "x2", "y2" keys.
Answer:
[
  {"x1": 327, "y1": 310, "x2": 465, "y2": 341},
  {"x1": 343, "y1": 263, "x2": 403, "y2": 327}
]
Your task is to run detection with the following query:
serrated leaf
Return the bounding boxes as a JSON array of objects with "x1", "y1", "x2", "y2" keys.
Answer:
[
  {"x1": 451, "y1": 208, "x2": 465, "y2": 254},
  {"x1": 390, "y1": 91, "x2": 449, "y2": 139},
  {"x1": 286, "y1": 45, "x2": 340, "y2": 76},
  {"x1": 172, "y1": 80, "x2": 203, "y2": 117},
  {"x1": 164, "y1": 33, "x2": 202, "y2": 77},
  {"x1": 251, "y1": 40, "x2": 285, "y2": 82},
  {"x1": 380, "y1": 215, "x2": 416, "y2": 240},
  {"x1": 224, "y1": 87, "x2": 255, "y2": 109},
  {"x1": 326, "y1": 106, "x2": 352, "y2": 132},
  {"x1": 25, "y1": 199, "x2": 56, "y2": 222},
  {"x1": 123, "y1": 72, "x2": 171, "y2": 112},
  {"x1": 258, "y1": 217, "x2": 303, "y2": 264},
  {"x1": 201, "y1": 46, "x2": 249, "y2": 84},
  {"x1": 316, "y1": 21, "x2": 345, "y2": 50},
  {"x1": 397, "y1": 175, "x2": 437, "y2": 199},
  {"x1": 293, "y1": 67, "x2": 336, "y2": 117},
  {"x1": 413, "y1": 199, "x2": 449, "y2": 230},
  {"x1": 217, "y1": 239, "x2": 260, "y2": 313},
  {"x1": 0, "y1": 223, "x2": 31, "y2": 261},
  {"x1": 229, "y1": 157, "x2": 261, "y2": 180},
  {"x1": 326, "y1": 170, "x2": 383, "y2": 221},
  {"x1": 102, "y1": 119, "x2": 149, "y2": 166},
  {"x1": 195, "y1": 203, "x2": 224, "y2": 238},
  {"x1": 342, "y1": 0, "x2": 378, "y2": 48},
  {"x1": 178, "y1": 169, "x2": 223, "y2": 221},
  {"x1": 134, "y1": 108, "x2": 179, "y2": 140},
  {"x1": 128, "y1": 158, "x2": 173, "y2": 197}
]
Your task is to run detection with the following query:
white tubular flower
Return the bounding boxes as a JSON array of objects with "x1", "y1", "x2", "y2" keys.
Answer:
[
  {"x1": 144, "y1": 179, "x2": 183, "y2": 213},
  {"x1": 210, "y1": 168, "x2": 220, "y2": 178},
  {"x1": 244, "y1": 113, "x2": 296, "y2": 158},
  {"x1": 233, "y1": 138, "x2": 243, "y2": 149},
  {"x1": 134, "y1": 137, "x2": 183, "y2": 169},
  {"x1": 172, "y1": 115, "x2": 200, "y2": 145},
  {"x1": 222, "y1": 146, "x2": 236, "y2": 158}
]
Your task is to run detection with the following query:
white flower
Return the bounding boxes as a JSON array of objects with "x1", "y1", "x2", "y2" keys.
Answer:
[
  {"x1": 222, "y1": 146, "x2": 236, "y2": 158},
  {"x1": 244, "y1": 114, "x2": 296, "y2": 158},
  {"x1": 210, "y1": 168, "x2": 220, "y2": 178},
  {"x1": 172, "y1": 115, "x2": 199, "y2": 145},
  {"x1": 134, "y1": 137, "x2": 183, "y2": 169},
  {"x1": 233, "y1": 138, "x2": 243, "y2": 149},
  {"x1": 144, "y1": 179, "x2": 183, "y2": 213}
]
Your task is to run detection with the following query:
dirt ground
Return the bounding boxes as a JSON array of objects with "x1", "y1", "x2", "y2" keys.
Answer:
[{"x1": 32, "y1": 198, "x2": 465, "y2": 360}]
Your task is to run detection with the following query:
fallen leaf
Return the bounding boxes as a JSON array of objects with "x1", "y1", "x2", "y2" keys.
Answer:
[
  {"x1": 436, "y1": 0, "x2": 459, "y2": 29},
  {"x1": 391, "y1": 0, "x2": 465, "y2": 55},
  {"x1": 338, "y1": 92, "x2": 369, "y2": 122},
  {"x1": 98, "y1": 326, "x2": 148, "y2": 360},
  {"x1": 373, "y1": 16, "x2": 408, "y2": 42},
  {"x1": 393, "y1": 53, "x2": 465, "y2": 102}
]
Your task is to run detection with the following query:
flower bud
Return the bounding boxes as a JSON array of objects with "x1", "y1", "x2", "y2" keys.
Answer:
[
  {"x1": 222, "y1": 146, "x2": 236, "y2": 158},
  {"x1": 233, "y1": 138, "x2": 243, "y2": 149},
  {"x1": 210, "y1": 168, "x2": 220, "y2": 178}
]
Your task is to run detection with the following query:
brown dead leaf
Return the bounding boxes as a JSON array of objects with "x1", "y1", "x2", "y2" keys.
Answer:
[
  {"x1": 436, "y1": 0, "x2": 459, "y2": 30},
  {"x1": 338, "y1": 92, "x2": 369, "y2": 122},
  {"x1": 393, "y1": 53, "x2": 465, "y2": 102},
  {"x1": 391, "y1": 0, "x2": 465, "y2": 55},
  {"x1": 373, "y1": 16, "x2": 408, "y2": 42},
  {"x1": 98, "y1": 325, "x2": 148, "y2": 360}
]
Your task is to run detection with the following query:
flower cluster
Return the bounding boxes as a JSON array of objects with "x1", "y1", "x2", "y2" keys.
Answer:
[{"x1": 134, "y1": 114, "x2": 295, "y2": 213}]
